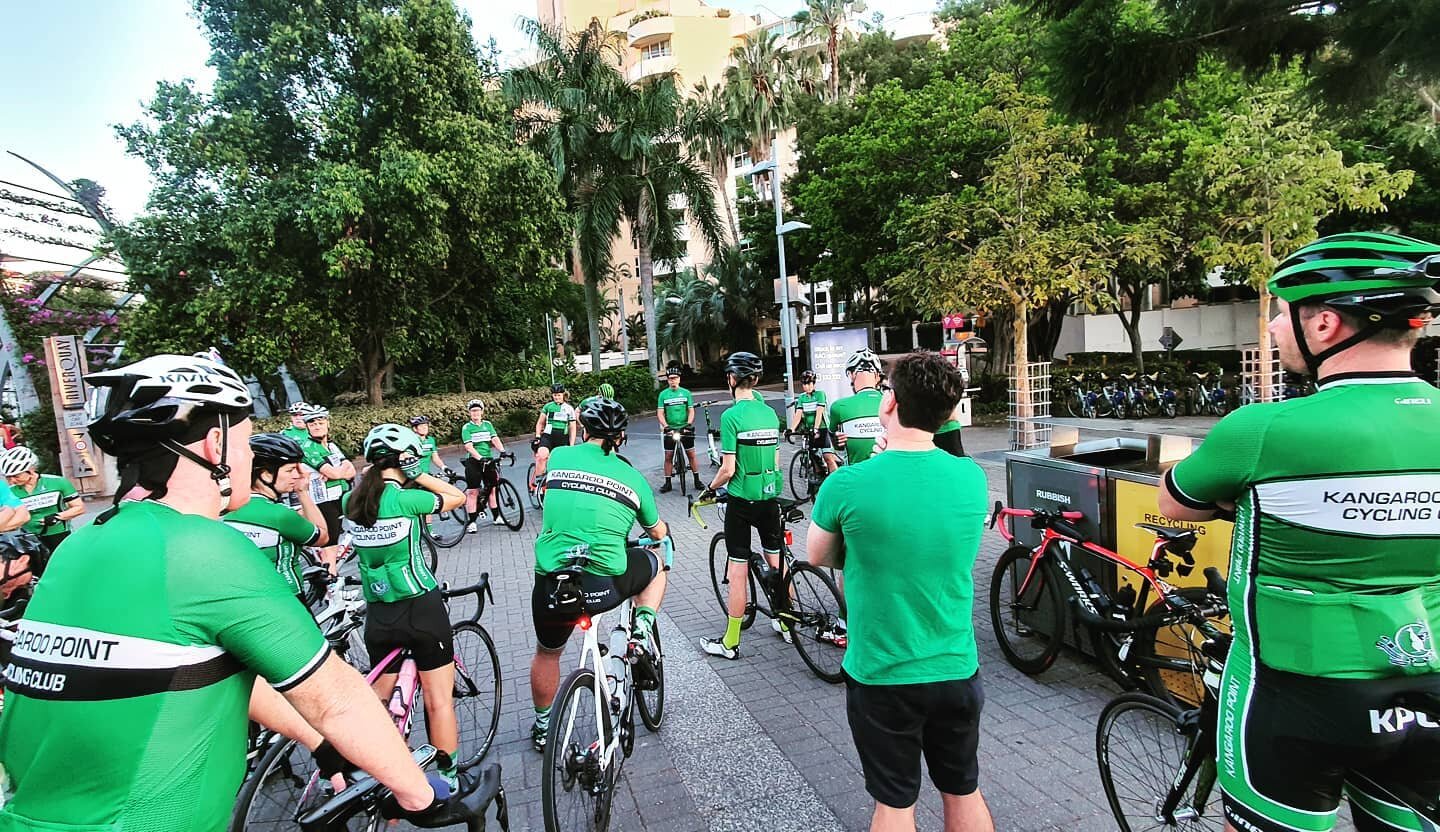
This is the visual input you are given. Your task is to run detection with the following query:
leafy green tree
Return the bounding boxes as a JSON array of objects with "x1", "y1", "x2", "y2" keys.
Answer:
[
  {"x1": 793, "y1": 0, "x2": 867, "y2": 102},
  {"x1": 114, "y1": 0, "x2": 569, "y2": 405},
  {"x1": 505, "y1": 17, "x2": 629, "y2": 374},
  {"x1": 681, "y1": 79, "x2": 746, "y2": 242},
  {"x1": 656, "y1": 247, "x2": 768, "y2": 362},
  {"x1": 725, "y1": 30, "x2": 812, "y2": 163}
]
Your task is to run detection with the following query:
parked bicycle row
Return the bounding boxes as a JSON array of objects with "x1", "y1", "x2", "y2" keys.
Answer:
[{"x1": 1055, "y1": 369, "x2": 1319, "y2": 419}]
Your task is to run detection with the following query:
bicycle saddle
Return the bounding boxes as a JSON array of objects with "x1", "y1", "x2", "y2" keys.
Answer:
[
  {"x1": 1135, "y1": 523, "x2": 1198, "y2": 555},
  {"x1": 1145, "y1": 373, "x2": 1160, "y2": 381},
  {"x1": 1120, "y1": 372, "x2": 1137, "y2": 381},
  {"x1": 1192, "y1": 372, "x2": 1209, "y2": 380}
]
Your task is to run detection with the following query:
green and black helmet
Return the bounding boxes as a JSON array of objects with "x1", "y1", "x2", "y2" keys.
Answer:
[{"x1": 1270, "y1": 231, "x2": 1440, "y2": 375}]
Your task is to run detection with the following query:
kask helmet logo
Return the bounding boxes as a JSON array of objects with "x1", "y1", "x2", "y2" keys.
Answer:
[{"x1": 1376, "y1": 621, "x2": 1437, "y2": 668}]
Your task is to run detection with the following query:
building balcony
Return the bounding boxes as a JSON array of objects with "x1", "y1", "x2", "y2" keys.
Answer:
[
  {"x1": 888, "y1": 13, "x2": 937, "y2": 44},
  {"x1": 627, "y1": 54, "x2": 678, "y2": 83},
  {"x1": 628, "y1": 14, "x2": 674, "y2": 48}
]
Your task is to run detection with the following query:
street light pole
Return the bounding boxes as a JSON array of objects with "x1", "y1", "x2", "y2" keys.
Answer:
[{"x1": 768, "y1": 148, "x2": 796, "y2": 408}]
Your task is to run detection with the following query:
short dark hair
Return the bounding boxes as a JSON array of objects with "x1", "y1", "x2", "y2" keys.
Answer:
[{"x1": 890, "y1": 352, "x2": 964, "y2": 432}]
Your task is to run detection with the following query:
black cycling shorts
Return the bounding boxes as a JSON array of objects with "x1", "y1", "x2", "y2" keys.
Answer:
[
  {"x1": 662, "y1": 425, "x2": 695, "y2": 450},
  {"x1": 365, "y1": 589, "x2": 454, "y2": 672},
  {"x1": 531, "y1": 548, "x2": 660, "y2": 651},
  {"x1": 316, "y1": 499, "x2": 344, "y2": 547},
  {"x1": 461, "y1": 457, "x2": 499, "y2": 490},
  {"x1": 723, "y1": 496, "x2": 783, "y2": 562},
  {"x1": 935, "y1": 429, "x2": 967, "y2": 458},
  {"x1": 845, "y1": 671, "x2": 985, "y2": 809},
  {"x1": 1220, "y1": 664, "x2": 1440, "y2": 832},
  {"x1": 538, "y1": 432, "x2": 569, "y2": 452}
]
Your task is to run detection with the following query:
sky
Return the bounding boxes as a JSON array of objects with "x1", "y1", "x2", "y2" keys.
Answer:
[{"x1": 0, "y1": 0, "x2": 935, "y2": 270}]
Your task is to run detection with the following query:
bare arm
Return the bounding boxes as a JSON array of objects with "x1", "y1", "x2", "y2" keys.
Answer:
[
  {"x1": 55, "y1": 497, "x2": 86, "y2": 522},
  {"x1": 1158, "y1": 478, "x2": 1225, "y2": 522},
  {"x1": 534, "y1": 413, "x2": 546, "y2": 438},
  {"x1": 413, "y1": 472, "x2": 465, "y2": 512},
  {"x1": 686, "y1": 405, "x2": 695, "y2": 427},
  {"x1": 249, "y1": 676, "x2": 323, "y2": 748},
  {"x1": 294, "y1": 487, "x2": 329, "y2": 547},
  {"x1": 318, "y1": 461, "x2": 355, "y2": 481},
  {"x1": 490, "y1": 436, "x2": 505, "y2": 454},
  {"x1": 709, "y1": 455, "x2": 737, "y2": 490},
  {"x1": 278, "y1": 654, "x2": 435, "y2": 811},
  {"x1": 641, "y1": 518, "x2": 670, "y2": 541},
  {"x1": 0, "y1": 507, "x2": 29, "y2": 532},
  {"x1": 806, "y1": 524, "x2": 843, "y2": 568}
]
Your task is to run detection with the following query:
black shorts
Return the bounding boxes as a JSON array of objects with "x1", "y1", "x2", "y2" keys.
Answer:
[
  {"x1": 538, "y1": 432, "x2": 568, "y2": 452},
  {"x1": 531, "y1": 548, "x2": 660, "y2": 651},
  {"x1": 935, "y1": 429, "x2": 966, "y2": 458},
  {"x1": 845, "y1": 671, "x2": 985, "y2": 809},
  {"x1": 662, "y1": 426, "x2": 695, "y2": 450},
  {"x1": 461, "y1": 457, "x2": 499, "y2": 490},
  {"x1": 1219, "y1": 664, "x2": 1440, "y2": 832},
  {"x1": 316, "y1": 499, "x2": 344, "y2": 546},
  {"x1": 365, "y1": 589, "x2": 454, "y2": 672},
  {"x1": 723, "y1": 496, "x2": 783, "y2": 562}
]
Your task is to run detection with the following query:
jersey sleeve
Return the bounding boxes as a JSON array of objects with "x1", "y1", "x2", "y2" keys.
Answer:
[
  {"x1": 1165, "y1": 406, "x2": 1270, "y2": 509},
  {"x1": 57, "y1": 476, "x2": 79, "y2": 501},
  {"x1": 273, "y1": 501, "x2": 322, "y2": 546},
  {"x1": 180, "y1": 527, "x2": 329, "y2": 691},
  {"x1": 721, "y1": 410, "x2": 737, "y2": 454},
  {"x1": 634, "y1": 476, "x2": 659, "y2": 528},
  {"x1": 398, "y1": 488, "x2": 443, "y2": 515}
]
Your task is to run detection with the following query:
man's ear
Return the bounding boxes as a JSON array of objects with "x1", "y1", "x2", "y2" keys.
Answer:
[{"x1": 201, "y1": 426, "x2": 227, "y2": 464}]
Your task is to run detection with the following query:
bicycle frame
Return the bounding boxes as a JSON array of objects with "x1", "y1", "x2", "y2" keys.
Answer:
[
  {"x1": 699, "y1": 401, "x2": 721, "y2": 467},
  {"x1": 556, "y1": 598, "x2": 632, "y2": 773}
]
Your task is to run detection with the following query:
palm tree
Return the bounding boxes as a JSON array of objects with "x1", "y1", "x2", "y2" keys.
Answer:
[
  {"x1": 724, "y1": 30, "x2": 805, "y2": 165},
  {"x1": 656, "y1": 247, "x2": 769, "y2": 362},
  {"x1": 793, "y1": 0, "x2": 867, "y2": 102},
  {"x1": 583, "y1": 73, "x2": 726, "y2": 382},
  {"x1": 681, "y1": 79, "x2": 746, "y2": 243},
  {"x1": 504, "y1": 17, "x2": 626, "y2": 374}
]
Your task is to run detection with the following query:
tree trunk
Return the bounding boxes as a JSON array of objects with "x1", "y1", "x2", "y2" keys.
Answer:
[
  {"x1": 1012, "y1": 299, "x2": 1034, "y2": 448},
  {"x1": 571, "y1": 235, "x2": 603, "y2": 375},
  {"x1": 717, "y1": 161, "x2": 740, "y2": 243},
  {"x1": 362, "y1": 345, "x2": 387, "y2": 406},
  {"x1": 458, "y1": 367, "x2": 466, "y2": 394},
  {"x1": 637, "y1": 199, "x2": 661, "y2": 387},
  {"x1": 1257, "y1": 228, "x2": 1274, "y2": 401},
  {"x1": 1117, "y1": 290, "x2": 1145, "y2": 375},
  {"x1": 828, "y1": 31, "x2": 840, "y2": 101}
]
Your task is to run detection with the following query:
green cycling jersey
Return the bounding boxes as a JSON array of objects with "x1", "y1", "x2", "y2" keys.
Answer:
[
  {"x1": 9, "y1": 474, "x2": 80, "y2": 537},
  {"x1": 224, "y1": 494, "x2": 322, "y2": 597},
  {"x1": 462, "y1": 420, "x2": 498, "y2": 459},
  {"x1": 830, "y1": 388, "x2": 884, "y2": 465},
  {"x1": 721, "y1": 395, "x2": 783, "y2": 501},
  {"x1": 534, "y1": 442, "x2": 658, "y2": 575},
  {"x1": 299, "y1": 436, "x2": 351, "y2": 502},
  {"x1": 341, "y1": 482, "x2": 442, "y2": 604},
  {"x1": 793, "y1": 390, "x2": 828, "y2": 430}
]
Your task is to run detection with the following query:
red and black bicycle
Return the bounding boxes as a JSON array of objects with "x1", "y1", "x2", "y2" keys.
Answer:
[{"x1": 987, "y1": 502, "x2": 1230, "y2": 707}]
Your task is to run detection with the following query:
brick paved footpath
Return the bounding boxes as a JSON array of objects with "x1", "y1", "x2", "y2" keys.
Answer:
[{"x1": 410, "y1": 393, "x2": 1140, "y2": 832}]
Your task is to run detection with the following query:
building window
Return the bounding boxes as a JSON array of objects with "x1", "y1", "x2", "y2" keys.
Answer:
[
  {"x1": 732, "y1": 151, "x2": 751, "y2": 171},
  {"x1": 813, "y1": 290, "x2": 829, "y2": 318},
  {"x1": 641, "y1": 39, "x2": 672, "y2": 60}
]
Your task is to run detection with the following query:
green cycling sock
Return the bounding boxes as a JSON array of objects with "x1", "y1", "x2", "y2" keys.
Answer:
[
  {"x1": 533, "y1": 705, "x2": 551, "y2": 730},
  {"x1": 723, "y1": 616, "x2": 742, "y2": 650},
  {"x1": 635, "y1": 606, "x2": 656, "y2": 637}
]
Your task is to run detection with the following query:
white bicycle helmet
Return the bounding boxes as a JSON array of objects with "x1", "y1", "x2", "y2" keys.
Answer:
[
  {"x1": 846, "y1": 348, "x2": 883, "y2": 375},
  {"x1": 466, "y1": 399, "x2": 485, "y2": 411},
  {"x1": 0, "y1": 447, "x2": 38, "y2": 477},
  {"x1": 301, "y1": 404, "x2": 330, "y2": 423},
  {"x1": 362, "y1": 423, "x2": 424, "y2": 462},
  {"x1": 287, "y1": 401, "x2": 311, "y2": 416}
]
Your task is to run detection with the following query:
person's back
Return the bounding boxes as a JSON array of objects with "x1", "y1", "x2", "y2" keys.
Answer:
[
  {"x1": 344, "y1": 481, "x2": 441, "y2": 603},
  {"x1": 814, "y1": 448, "x2": 987, "y2": 683},
  {"x1": 536, "y1": 442, "x2": 653, "y2": 577},
  {"x1": 225, "y1": 493, "x2": 320, "y2": 598},
  {"x1": 0, "y1": 501, "x2": 327, "y2": 831}
]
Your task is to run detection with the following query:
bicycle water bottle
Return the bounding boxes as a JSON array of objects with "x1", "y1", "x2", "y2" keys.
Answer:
[{"x1": 607, "y1": 624, "x2": 629, "y2": 713}]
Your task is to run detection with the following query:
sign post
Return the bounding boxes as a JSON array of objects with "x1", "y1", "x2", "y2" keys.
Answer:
[
  {"x1": 1159, "y1": 326, "x2": 1184, "y2": 355},
  {"x1": 806, "y1": 323, "x2": 872, "y2": 407},
  {"x1": 43, "y1": 335, "x2": 107, "y2": 495}
]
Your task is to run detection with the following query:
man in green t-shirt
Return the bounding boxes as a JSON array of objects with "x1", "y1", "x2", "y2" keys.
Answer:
[
  {"x1": 1159, "y1": 232, "x2": 1440, "y2": 832},
  {"x1": 656, "y1": 364, "x2": 703, "y2": 493},
  {"x1": 830, "y1": 348, "x2": 886, "y2": 465},
  {"x1": 299, "y1": 405, "x2": 357, "y2": 573},
  {"x1": 224, "y1": 433, "x2": 327, "y2": 600},
  {"x1": 806, "y1": 351, "x2": 992, "y2": 832},
  {"x1": 1, "y1": 446, "x2": 82, "y2": 552},
  {"x1": 0, "y1": 353, "x2": 446, "y2": 832},
  {"x1": 460, "y1": 400, "x2": 507, "y2": 530},
  {"x1": 700, "y1": 352, "x2": 784, "y2": 660},
  {"x1": 789, "y1": 370, "x2": 838, "y2": 473},
  {"x1": 528, "y1": 397, "x2": 670, "y2": 751}
]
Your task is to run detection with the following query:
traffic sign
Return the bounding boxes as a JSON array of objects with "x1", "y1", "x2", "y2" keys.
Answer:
[{"x1": 1159, "y1": 327, "x2": 1184, "y2": 353}]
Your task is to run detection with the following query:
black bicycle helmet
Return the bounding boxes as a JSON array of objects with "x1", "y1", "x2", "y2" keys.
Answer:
[
  {"x1": 800, "y1": 370, "x2": 817, "y2": 383},
  {"x1": 551, "y1": 383, "x2": 566, "y2": 394},
  {"x1": 578, "y1": 397, "x2": 628, "y2": 440},
  {"x1": 1271, "y1": 232, "x2": 1440, "y2": 375},
  {"x1": 409, "y1": 415, "x2": 430, "y2": 427},
  {"x1": 250, "y1": 432, "x2": 305, "y2": 472},
  {"x1": 665, "y1": 364, "x2": 682, "y2": 377},
  {"x1": 0, "y1": 531, "x2": 47, "y2": 581},
  {"x1": 725, "y1": 351, "x2": 763, "y2": 381}
]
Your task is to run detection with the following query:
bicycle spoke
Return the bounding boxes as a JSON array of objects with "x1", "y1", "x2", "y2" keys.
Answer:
[{"x1": 545, "y1": 670, "x2": 610, "y2": 832}]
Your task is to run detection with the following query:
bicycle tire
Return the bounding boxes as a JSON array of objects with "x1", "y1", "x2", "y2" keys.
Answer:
[
  {"x1": 784, "y1": 563, "x2": 847, "y2": 683},
  {"x1": 429, "y1": 502, "x2": 469, "y2": 549},
  {"x1": 989, "y1": 545, "x2": 1066, "y2": 674},
  {"x1": 422, "y1": 534, "x2": 438, "y2": 575},
  {"x1": 1096, "y1": 692, "x2": 1222, "y2": 832},
  {"x1": 636, "y1": 617, "x2": 664, "y2": 731},
  {"x1": 526, "y1": 462, "x2": 542, "y2": 510},
  {"x1": 333, "y1": 621, "x2": 371, "y2": 676},
  {"x1": 542, "y1": 667, "x2": 613, "y2": 832},
  {"x1": 450, "y1": 621, "x2": 502, "y2": 768},
  {"x1": 788, "y1": 451, "x2": 813, "y2": 502},
  {"x1": 708, "y1": 532, "x2": 757, "y2": 629},
  {"x1": 495, "y1": 479, "x2": 525, "y2": 531},
  {"x1": 231, "y1": 737, "x2": 377, "y2": 832},
  {"x1": 1133, "y1": 588, "x2": 1227, "y2": 709}
]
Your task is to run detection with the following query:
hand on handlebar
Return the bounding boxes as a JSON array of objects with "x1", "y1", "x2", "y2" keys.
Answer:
[
  {"x1": 636, "y1": 535, "x2": 675, "y2": 568},
  {"x1": 530, "y1": 437, "x2": 541, "y2": 452},
  {"x1": 381, "y1": 772, "x2": 454, "y2": 819},
  {"x1": 442, "y1": 467, "x2": 457, "y2": 480}
]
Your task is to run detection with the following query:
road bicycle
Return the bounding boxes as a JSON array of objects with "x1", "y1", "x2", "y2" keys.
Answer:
[
  {"x1": 785, "y1": 429, "x2": 833, "y2": 501},
  {"x1": 697, "y1": 399, "x2": 722, "y2": 467},
  {"x1": 302, "y1": 565, "x2": 370, "y2": 673},
  {"x1": 232, "y1": 578, "x2": 503, "y2": 831},
  {"x1": 690, "y1": 491, "x2": 847, "y2": 683},
  {"x1": 664, "y1": 426, "x2": 696, "y2": 496},
  {"x1": 540, "y1": 543, "x2": 666, "y2": 832},
  {"x1": 428, "y1": 453, "x2": 524, "y2": 547},
  {"x1": 295, "y1": 747, "x2": 509, "y2": 832},
  {"x1": 988, "y1": 504, "x2": 1230, "y2": 707}
]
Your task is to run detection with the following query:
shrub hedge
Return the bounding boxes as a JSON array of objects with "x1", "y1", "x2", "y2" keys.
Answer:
[{"x1": 257, "y1": 365, "x2": 658, "y2": 454}]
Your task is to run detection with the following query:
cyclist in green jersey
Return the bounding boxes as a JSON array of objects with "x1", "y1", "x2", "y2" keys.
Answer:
[
  {"x1": 788, "y1": 370, "x2": 838, "y2": 474},
  {"x1": 343, "y1": 423, "x2": 467, "y2": 789},
  {"x1": 529, "y1": 397, "x2": 671, "y2": 750},
  {"x1": 299, "y1": 404, "x2": 356, "y2": 573},
  {"x1": 830, "y1": 348, "x2": 886, "y2": 466},
  {"x1": 0, "y1": 354, "x2": 448, "y2": 832},
  {"x1": 1159, "y1": 232, "x2": 1440, "y2": 832},
  {"x1": 460, "y1": 399, "x2": 506, "y2": 530},
  {"x1": 700, "y1": 352, "x2": 784, "y2": 659},
  {"x1": 224, "y1": 433, "x2": 327, "y2": 601},
  {"x1": 531, "y1": 383, "x2": 577, "y2": 493},
  {"x1": 408, "y1": 415, "x2": 449, "y2": 477},
  {"x1": 657, "y1": 364, "x2": 704, "y2": 493},
  {"x1": 1, "y1": 446, "x2": 82, "y2": 553},
  {"x1": 282, "y1": 401, "x2": 311, "y2": 442}
]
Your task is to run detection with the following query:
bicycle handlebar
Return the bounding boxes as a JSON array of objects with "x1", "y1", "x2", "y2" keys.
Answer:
[
  {"x1": 441, "y1": 573, "x2": 493, "y2": 623},
  {"x1": 298, "y1": 755, "x2": 507, "y2": 832},
  {"x1": 988, "y1": 501, "x2": 1085, "y2": 543}
]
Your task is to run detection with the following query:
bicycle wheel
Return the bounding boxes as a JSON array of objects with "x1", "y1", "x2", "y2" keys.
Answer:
[
  {"x1": 450, "y1": 621, "x2": 502, "y2": 769},
  {"x1": 674, "y1": 445, "x2": 688, "y2": 497},
  {"x1": 495, "y1": 479, "x2": 525, "y2": 531},
  {"x1": 788, "y1": 451, "x2": 814, "y2": 501},
  {"x1": 784, "y1": 563, "x2": 847, "y2": 683},
  {"x1": 422, "y1": 535, "x2": 438, "y2": 574},
  {"x1": 542, "y1": 668, "x2": 614, "y2": 832},
  {"x1": 527, "y1": 462, "x2": 542, "y2": 509},
  {"x1": 708, "y1": 532, "x2": 757, "y2": 629},
  {"x1": 1096, "y1": 693, "x2": 1223, "y2": 832},
  {"x1": 1133, "y1": 589, "x2": 1228, "y2": 709},
  {"x1": 635, "y1": 616, "x2": 664, "y2": 731},
  {"x1": 330, "y1": 619, "x2": 371, "y2": 676},
  {"x1": 429, "y1": 503, "x2": 469, "y2": 549},
  {"x1": 231, "y1": 737, "x2": 377, "y2": 831},
  {"x1": 989, "y1": 545, "x2": 1067, "y2": 674}
]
